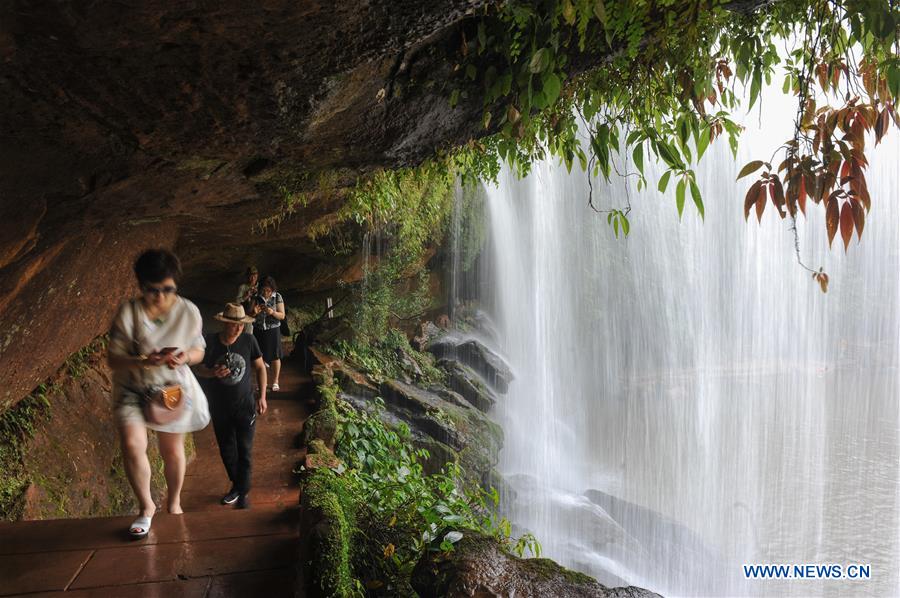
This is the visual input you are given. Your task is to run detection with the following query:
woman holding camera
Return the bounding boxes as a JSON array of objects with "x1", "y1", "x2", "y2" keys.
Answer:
[
  {"x1": 252, "y1": 276, "x2": 285, "y2": 392},
  {"x1": 107, "y1": 249, "x2": 210, "y2": 539},
  {"x1": 235, "y1": 265, "x2": 259, "y2": 334}
]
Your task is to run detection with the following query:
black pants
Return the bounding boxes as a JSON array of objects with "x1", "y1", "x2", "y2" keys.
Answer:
[{"x1": 210, "y1": 402, "x2": 256, "y2": 494}]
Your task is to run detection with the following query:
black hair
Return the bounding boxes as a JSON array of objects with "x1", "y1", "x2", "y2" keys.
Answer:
[
  {"x1": 260, "y1": 275, "x2": 277, "y2": 292},
  {"x1": 134, "y1": 249, "x2": 182, "y2": 285}
]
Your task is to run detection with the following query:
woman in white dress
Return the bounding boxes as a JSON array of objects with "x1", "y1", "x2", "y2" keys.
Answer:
[{"x1": 107, "y1": 249, "x2": 210, "y2": 539}]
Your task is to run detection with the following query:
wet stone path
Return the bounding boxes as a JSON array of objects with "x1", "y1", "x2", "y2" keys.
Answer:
[{"x1": 0, "y1": 355, "x2": 310, "y2": 597}]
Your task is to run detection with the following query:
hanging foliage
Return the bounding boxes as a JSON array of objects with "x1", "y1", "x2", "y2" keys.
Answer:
[{"x1": 450, "y1": 0, "x2": 899, "y2": 289}]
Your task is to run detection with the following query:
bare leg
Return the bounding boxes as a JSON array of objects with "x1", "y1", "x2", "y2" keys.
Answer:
[
  {"x1": 272, "y1": 359, "x2": 281, "y2": 387},
  {"x1": 119, "y1": 424, "x2": 156, "y2": 518},
  {"x1": 157, "y1": 432, "x2": 185, "y2": 514}
]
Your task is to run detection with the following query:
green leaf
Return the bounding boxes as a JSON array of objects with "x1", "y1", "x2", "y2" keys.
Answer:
[
  {"x1": 562, "y1": 0, "x2": 576, "y2": 25},
  {"x1": 593, "y1": 0, "x2": 608, "y2": 26},
  {"x1": 656, "y1": 141, "x2": 682, "y2": 169},
  {"x1": 748, "y1": 68, "x2": 762, "y2": 110},
  {"x1": 696, "y1": 125, "x2": 710, "y2": 160},
  {"x1": 613, "y1": 217, "x2": 619, "y2": 238},
  {"x1": 888, "y1": 64, "x2": 900, "y2": 99},
  {"x1": 658, "y1": 170, "x2": 672, "y2": 193},
  {"x1": 736, "y1": 160, "x2": 765, "y2": 180},
  {"x1": 632, "y1": 143, "x2": 644, "y2": 175},
  {"x1": 529, "y1": 48, "x2": 550, "y2": 73},
  {"x1": 676, "y1": 178, "x2": 686, "y2": 217},
  {"x1": 542, "y1": 72, "x2": 562, "y2": 105},
  {"x1": 621, "y1": 214, "x2": 630, "y2": 236},
  {"x1": 728, "y1": 133, "x2": 738, "y2": 158},
  {"x1": 689, "y1": 177, "x2": 705, "y2": 220}
]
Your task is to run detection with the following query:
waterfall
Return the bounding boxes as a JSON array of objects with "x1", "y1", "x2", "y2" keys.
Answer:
[{"x1": 465, "y1": 82, "x2": 900, "y2": 596}]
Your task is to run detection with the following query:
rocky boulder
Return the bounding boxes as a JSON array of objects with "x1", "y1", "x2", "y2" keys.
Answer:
[
  {"x1": 439, "y1": 358, "x2": 497, "y2": 412},
  {"x1": 429, "y1": 336, "x2": 513, "y2": 393},
  {"x1": 411, "y1": 532, "x2": 661, "y2": 598}
]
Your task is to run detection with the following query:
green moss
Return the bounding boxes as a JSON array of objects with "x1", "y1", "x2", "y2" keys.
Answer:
[
  {"x1": 523, "y1": 558, "x2": 597, "y2": 586},
  {"x1": 304, "y1": 468, "x2": 361, "y2": 597},
  {"x1": 64, "y1": 336, "x2": 108, "y2": 379},
  {"x1": 328, "y1": 330, "x2": 446, "y2": 386},
  {"x1": 302, "y1": 407, "x2": 338, "y2": 448},
  {"x1": 106, "y1": 453, "x2": 134, "y2": 515},
  {"x1": 176, "y1": 156, "x2": 226, "y2": 174},
  {"x1": 0, "y1": 388, "x2": 52, "y2": 520},
  {"x1": 308, "y1": 439, "x2": 329, "y2": 455}
]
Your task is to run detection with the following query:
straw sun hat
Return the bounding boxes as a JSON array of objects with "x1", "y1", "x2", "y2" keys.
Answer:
[{"x1": 215, "y1": 303, "x2": 255, "y2": 324}]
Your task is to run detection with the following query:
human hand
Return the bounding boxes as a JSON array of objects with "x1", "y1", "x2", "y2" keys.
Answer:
[
  {"x1": 166, "y1": 351, "x2": 188, "y2": 369},
  {"x1": 265, "y1": 307, "x2": 274, "y2": 316},
  {"x1": 256, "y1": 396, "x2": 268, "y2": 415},
  {"x1": 213, "y1": 365, "x2": 231, "y2": 379}
]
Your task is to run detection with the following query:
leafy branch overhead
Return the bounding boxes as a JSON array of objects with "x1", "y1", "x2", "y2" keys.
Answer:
[{"x1": 450, "y1": 0, "x2": 898, "y2": 282}]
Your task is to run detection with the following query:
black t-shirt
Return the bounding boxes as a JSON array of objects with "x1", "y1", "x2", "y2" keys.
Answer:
[{"x1": 202, "y1": 332, "x2": 262, "y2": 405}]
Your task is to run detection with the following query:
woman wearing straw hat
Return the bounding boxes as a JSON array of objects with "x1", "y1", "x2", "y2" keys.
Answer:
[
  {"x1": 108, "y1": 249, "x2": 210, "y2": 539},
  {"x1": 195, "y1": 303, "x2": 267, "y2": 509}
]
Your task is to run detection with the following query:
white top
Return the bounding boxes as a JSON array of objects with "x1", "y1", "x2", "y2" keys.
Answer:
[{"x1": 108, "y1": 296, "x2": 206, "y2": 405}]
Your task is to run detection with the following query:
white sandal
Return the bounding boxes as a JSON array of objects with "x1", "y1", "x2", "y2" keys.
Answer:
[{"x1": 129, "y1": 515, "x2": 152, "y2": 540}]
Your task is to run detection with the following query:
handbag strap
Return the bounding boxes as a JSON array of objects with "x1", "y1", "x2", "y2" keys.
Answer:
[
  {"x1": 130, "y1": 299, "x2": 150, "y2": 390},
  {"x1": 131, "y1": 299, "x2": 143, "y2": 357}
]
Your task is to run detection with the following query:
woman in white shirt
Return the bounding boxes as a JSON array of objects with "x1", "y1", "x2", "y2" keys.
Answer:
[{"x1": 107, "y1": 249, "x2": 209, "y2": 539}]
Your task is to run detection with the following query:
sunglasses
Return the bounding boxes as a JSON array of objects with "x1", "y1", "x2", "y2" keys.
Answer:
[{"x1": 143, "y1": 284, "x2": 177, "y2": 296}]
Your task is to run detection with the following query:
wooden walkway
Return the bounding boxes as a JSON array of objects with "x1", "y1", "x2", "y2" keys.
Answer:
[{"x1": 0, "y1": 356, "x2": 310, "y2": 597}]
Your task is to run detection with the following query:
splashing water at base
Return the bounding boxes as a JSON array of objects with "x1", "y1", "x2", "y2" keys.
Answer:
[{"x1": 470, "y1": 85, "x2": 900, "y2": 596}]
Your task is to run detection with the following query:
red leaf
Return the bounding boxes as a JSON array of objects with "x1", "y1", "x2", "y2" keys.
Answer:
[
  {"x1": 756, "y1": 183, "x2": 767, "y2": 223},
  {"x1": 744, "y1": 180, "x2": 762, "y2": 220},
  {"x1": 798, "y1": 176, "x2": 807, "y2": 215},
  {"x1": 840, "y1": 160, "x2": 851, "y2": 179},
  {"x1": 770, "y1": 177, "x2": 786, "y2": 218},
  {"x1": 826, "y1": 198, "x2": 839, "y2": 247},
  {"x1": 839, "y1": 202, "x2": 854, "y2": 251},
  {"x1": 875, "y1": 108, "x2": 890, "y2": 145},
  {"x1": 851, "y1": 199, "x2": 865, "y2": 239},
  {"x1": 817, "y1": 272, "x2": 829, "y2": 293}
]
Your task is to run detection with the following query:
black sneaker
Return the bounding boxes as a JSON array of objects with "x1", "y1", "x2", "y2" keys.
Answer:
[
  {"x1": 236, "y1": 493, "x2": 250, "y2": 509},
  {"x1": 221, "y1": 488, "x2": 240, "y2": 505}
]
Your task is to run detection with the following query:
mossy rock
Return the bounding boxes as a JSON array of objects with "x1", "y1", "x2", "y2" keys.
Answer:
[
  {"x1": 302, "y1": 407, "x2": 338, "y2": 448},
  {"x1": 411, "y1": 531, "x2": 661, "y2": 598},
  {"x1": 308, "y1": 438, "x2": 329, "y2": 455},
  {"x1": 298, "y1": 469, "x2": 359, "y2": 597}
]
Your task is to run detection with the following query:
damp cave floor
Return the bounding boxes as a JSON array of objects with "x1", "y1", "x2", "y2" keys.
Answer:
[{"x1": 0, "y1": 354, "x2": 312, "y2": 597}]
